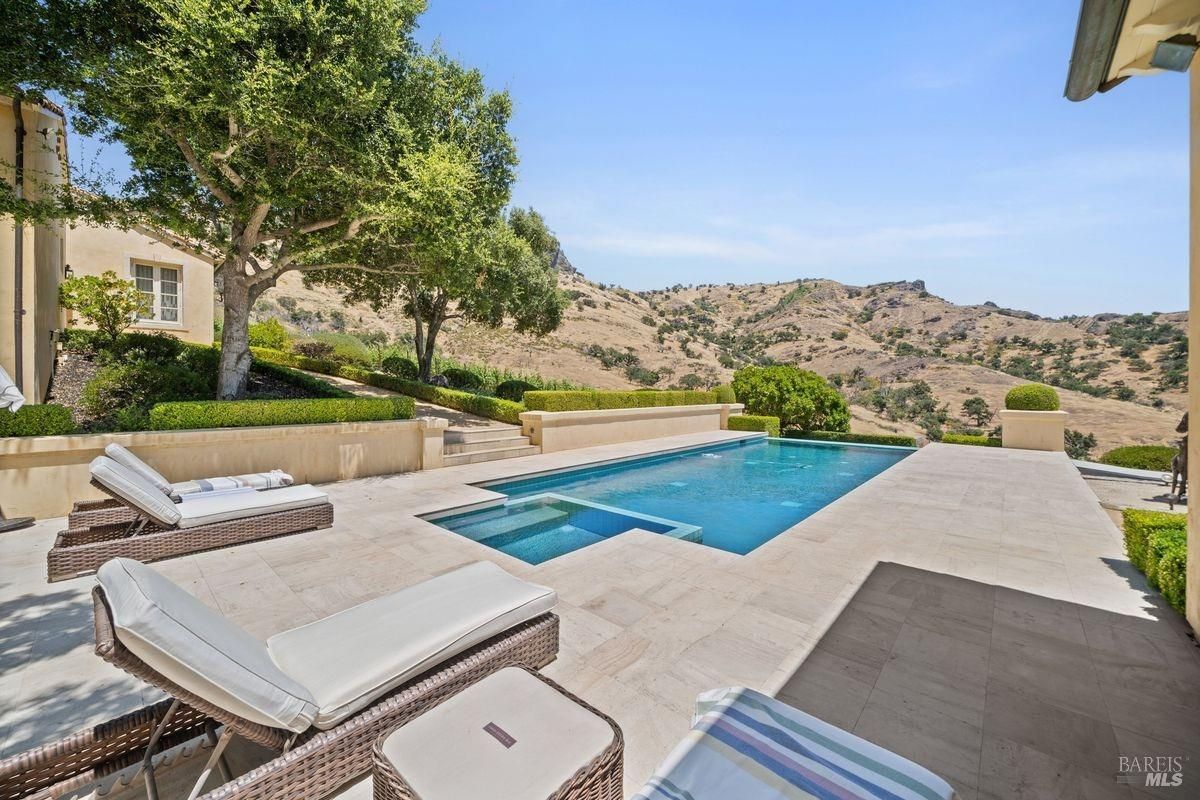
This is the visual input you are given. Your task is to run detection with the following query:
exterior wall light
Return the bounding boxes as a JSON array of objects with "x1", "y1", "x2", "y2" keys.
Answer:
[{"x1": 1150, "y1": 35, "x2": 1199, "y2": 72}]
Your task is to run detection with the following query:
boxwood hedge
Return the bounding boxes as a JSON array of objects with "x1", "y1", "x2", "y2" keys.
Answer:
[
  {"x1": 727, "y1": 415, "x2": 780, "y2": 437},
  {"x1": 0, "y1": 404, "x2": 77, "y2": 437},
  {"x1": 1004, "y1": 383, "x2": 1060, "y2": 411},
  {"x1": 1122, "y1": 508, "x2": 1187, "y2": 614},
  {"x1": 1099, "y1": 445, "x2": 1177, "y2": 472},
  {"x1": 783, "y1": 429, "x2": 917, "y2": 447},
  {"x1": 523, "y1": 390, "x2": 717, "y2": 412},
  {"x1": 148, "y1": 397, "x2": 415, "y2": 431},
  {"x1": 941, "y1": 433, "x2": 1001, "y2": 447}
]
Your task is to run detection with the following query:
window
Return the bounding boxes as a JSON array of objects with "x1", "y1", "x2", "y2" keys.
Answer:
[{"x1": 132, "y1": 262, "x2": 182, "y2": 324}]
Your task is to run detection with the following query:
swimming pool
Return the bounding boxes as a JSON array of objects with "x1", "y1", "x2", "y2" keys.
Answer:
[{"x1": 427, "y1": 437, "x2": 910, "y2": 562}]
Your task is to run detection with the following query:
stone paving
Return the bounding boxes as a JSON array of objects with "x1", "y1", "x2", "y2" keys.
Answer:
[{"x1": 1, "y1": 437, "x2": 1197, "y2": 799}]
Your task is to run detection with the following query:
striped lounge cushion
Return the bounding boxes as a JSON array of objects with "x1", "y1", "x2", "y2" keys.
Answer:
[
  {"x1": 171, "y1": 470, "x2": 294, "y2": 498},
  {"x1": 633, "y1": 687, "x2": 956, "y2": 800}
]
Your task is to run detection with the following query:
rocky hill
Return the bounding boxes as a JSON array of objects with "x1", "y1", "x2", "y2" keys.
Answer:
[{"x1": 257, "y1": 270, "x2": 1187, "y2": 455}]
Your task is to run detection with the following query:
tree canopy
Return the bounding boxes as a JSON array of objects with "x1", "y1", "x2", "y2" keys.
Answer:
[{"x1": 11, "y1": 0, "x2": 520, "y2": 397}]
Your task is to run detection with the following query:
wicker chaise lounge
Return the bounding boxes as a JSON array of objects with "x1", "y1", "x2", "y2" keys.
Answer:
[
  {"x1": 69, "y1": 443, "x2": 296, "y2": 528},
  {"x1": 1, "y1": 558, "x2": 559, "y2": 800},
  {"x1": 47, "y1": 457, "x2": 332, "y2": 581}
]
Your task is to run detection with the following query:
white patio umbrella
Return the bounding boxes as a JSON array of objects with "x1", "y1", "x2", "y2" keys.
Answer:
[
  {"x1": 0, "y1": 365, "x2": 34, "y2": 531},
  {"x1": 0, "y1": 365, "x2": 23, "y2": 412}
]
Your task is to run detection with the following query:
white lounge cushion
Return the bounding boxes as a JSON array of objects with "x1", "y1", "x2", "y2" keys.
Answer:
[
  {"x1": 268, "y1": 561, "x2": 557, "y2": 730},
  {"x1": 90, "y1": 456, "x2": 181, "y2": 527},
  {"x1": 105, "y1": 444, "x2": 174, "y2": 496},
  {"x1": 97, "y1": 558, "x2": 318, "y2": 733},
  {"x1": 176, "y1": 484, "x2": 328, "y2": 529},
  {"x1": 379, "y1": 667, "x2": 614, "y2": 799}
]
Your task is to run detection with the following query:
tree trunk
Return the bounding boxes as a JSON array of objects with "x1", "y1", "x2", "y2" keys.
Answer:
[{"x1": 216, "y1": 268, "x2": 263, "y2": 399}]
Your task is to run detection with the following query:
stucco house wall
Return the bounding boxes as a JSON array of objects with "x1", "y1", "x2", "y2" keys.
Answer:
[
  {"x1": 67, "y1": 222, "x2": 217, "y2": 345},
  {"x1": 0, "y1": 96, "x2": 68, "y2": 403}
]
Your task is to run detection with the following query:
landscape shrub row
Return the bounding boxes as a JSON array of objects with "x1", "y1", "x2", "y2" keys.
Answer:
[
  {"x1": 941, "y1": 433, "x2": 1001, "y2": 447},
  {"x1": 523, "y1": 389, "x2": 718, "y2": 412},
  {"x1": 148, "y1": 397, "x2": 416, "y2": 431},
  {"x1": 727, "y1": 415, "x2": 780, "y2": 437},
  {"x1": 0, "y1": 405, "x2": 77, "y2": 437},
  {"x1": 1099, "y1": 445, "x2": 1177, "y2": 472},
  {"x1": 1122, "y1": 509, "x2": 1187, "y2": 614},
  {"x1": 783, "y1": 429, "x2": 917, "y2": 447}
]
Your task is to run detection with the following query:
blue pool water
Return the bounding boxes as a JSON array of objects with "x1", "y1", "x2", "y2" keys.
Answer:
[{"x1": 429, "y1": 438, "x2": 910, "y2": 562}]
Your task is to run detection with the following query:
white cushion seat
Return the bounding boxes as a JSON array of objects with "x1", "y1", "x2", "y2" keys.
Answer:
[
  {"x1": 90, "y1": 456, "x2": 182, "y2": 527},
  {"x1": 97, "y1": 558, "x2": 318, "y2": 732},
  {"x1": 268, "y1": 561, "x2": 557, "y2": 729},
  {"x1": 175, "y1": 484, "x2": 328, "y2": 528},
  {"x1": 378, "y1": 667, "x2": 614, "y2": 799}
]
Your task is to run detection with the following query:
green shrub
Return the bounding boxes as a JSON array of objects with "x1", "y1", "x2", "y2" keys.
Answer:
[
  {"x1": 59, "y1": 270, "x2": 149, "y2": 343},
  {"x1": 441, "y1": 367, "x2": 482, "y2": 390},
  {"x1": 1157, "y1": 545, "x2": 1188, "y2": 614},
  {"x1": 0, "y1": 404, "x2": 76, "y2": 436},
  {"x1": 83, "y1": 363, "x2": 210, "y2": 423},
  {"x1": 1122, "y1": 508, "x2": 1186, "y2": 574},
  {"x1": 495, "y1": 380, "x2": 536, "y2": 402},
  {"x1": 251, "y1": 362, "x2": 353, "y2": 398},
  {"x1": 1004, "y1": 383, "x2": 1060, "y2": 411},
  {"x1": 713, "y1": 384, "x2": 736, "y2": 403},
  {"x1": 248, "y1": 318, "x2": 289, "y2": 350},
  {"x1": 292, "y1": 340, "x2": 336, "y2": 360},
  {"x1": 149, "y1": 397, "x2": 415, "y2": 430},
  {"x1": 107, "y1": 331, "x2": 184, "y2": 364},
  {"x1": 312, "y1": 332, "x2": 371, "y2": 365},
  {"x1": 1144, "y1": 526, "x2": 1186, "y2": 589},
  {"x1": 523, "y1": 390, "x2": 717, "y2": 412},
  {"x1": 941, "y1": 433, "x2": 1001, "y2": 447},
  {"x1": 381, "y1": 355, "x2": 419, "y2": 380},
  {"x1": 59, "y1": 327, "x2": 109, "y2": 355},
  {"x1": 783, "y1": 429, "x2": 917, "y2": 447},
  {"x1": 1099, "y1": 445, "x2": 1177, "y2": 472},
  {"x1": 344, "y1": 371, "x2": 525, "y2": 424},
  {"x1": 728, "y1": 415, "x2": 780, "y2": 437},
  {"x1": 732, "y1": 365, "x2": 850, "y2": 432},
  {"x1": 250, "y1": 346, "x2": 339, "y2": 375}
]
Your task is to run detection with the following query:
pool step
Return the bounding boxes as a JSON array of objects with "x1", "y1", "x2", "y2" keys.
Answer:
[
  {"x1": 443, "y1": 433, "x2": 532, "y2": 454},
  {"x1": 444, "y1": 425, "x2": 523, "y2": 445},
  {"x1": 442, "y1": 443, "x2": 541, "y2": 467}
]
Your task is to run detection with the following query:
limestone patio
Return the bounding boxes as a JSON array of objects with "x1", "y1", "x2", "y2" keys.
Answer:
[{"x1": 2, "y1": 434, "x2": 1198, "y2": 799}]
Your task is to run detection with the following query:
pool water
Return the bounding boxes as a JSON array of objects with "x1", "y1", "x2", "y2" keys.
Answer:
[{"x1": 428, "y1": 438, "x2": 910, "y2": 561}]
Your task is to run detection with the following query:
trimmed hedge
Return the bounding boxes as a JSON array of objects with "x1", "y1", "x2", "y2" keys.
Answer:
[
  {"x1": 941, "y1": 433, "x2": 1002, "y2": 447},
  {"x1": 253, "y1": 346, "x2": 525, "y2": 424},
  {"x1": 523, "y1": 390, "x2": 717, "y2": 412},
  {"x1": 0, "y1": 404, "x2": 77, "y2": 437},
  {"x1": 1099, "y1": 445, "x2": 1177, "y2": 472},
  {"x1": 148, "y1": 397, "x2": 416, "y2": 431},
  {"x1": 1122, "y1": 508, "x2": 1187, "y2": 614},
  {"x1": 1005, "y1": 383, "x2": 1060, "y2": 411},
  {"x1": 251, "y1": 362, "x2": 354, "y2": 399},
  {"x1": 783, "y1": 429, "x2": 917, "y2": 447},
  {"x1": 728, "y1": 415, "x2": 780, "y2": 437},
  {"x1": 713, "y1": 384, "x2": 736, "y2": 403}
]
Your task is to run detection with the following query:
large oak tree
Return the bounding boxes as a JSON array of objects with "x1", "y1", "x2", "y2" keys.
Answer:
[{"x1": 28, "y1": 0, "x2": 517, "y2": 398}]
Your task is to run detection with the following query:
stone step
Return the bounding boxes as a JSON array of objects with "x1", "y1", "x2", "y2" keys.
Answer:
[
  {"x1": 444, "y1": 425, "x2": 523, "y2": 445},
  {"x1": 442, "y1": 444, "x2": 541, "y2": 467},
  {"x1": 444, "y1": 435, "x2": 532, "y2": 454}
]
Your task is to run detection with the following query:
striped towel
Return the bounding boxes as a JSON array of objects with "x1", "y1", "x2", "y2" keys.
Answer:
[
  {"x1": 632, "y1": 688, "x2": 956, "y2": 800},
  {"x1": 171, "y1": 470, "x2": 294, "y2": 497}
]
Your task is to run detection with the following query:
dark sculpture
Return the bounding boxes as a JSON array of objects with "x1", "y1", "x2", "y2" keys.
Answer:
[{"x1": 1170, "y1": 412, "x2": 1187, "y2": 510}]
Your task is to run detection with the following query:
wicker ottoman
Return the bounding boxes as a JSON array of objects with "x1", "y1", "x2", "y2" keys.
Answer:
[{"x1": 372, "y1": 666, "x2": 623, "y2": 800}]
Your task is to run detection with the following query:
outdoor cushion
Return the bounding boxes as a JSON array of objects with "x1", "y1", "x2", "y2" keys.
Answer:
[
  {"x1": 105, "y1": 444, "x2": 174, "y2": 496},
  {"x1": 171, "y1": 470, "x2": 295, "y2": 498},
  {"x1": 90, "y1": 456, "x2": 182, "y2": 527},
  {"x1": 175, "y1": 484, "x2": 327, "y2": 529},
  {"x1": 97, "y1": 558, "x2": 318, "y2": 733},
  {"x1": 267, "y1": 561, "x2": 557, "y2": 730},
  {"x1": 632, "y1": 687, "x2": 956, "y2": 800}
]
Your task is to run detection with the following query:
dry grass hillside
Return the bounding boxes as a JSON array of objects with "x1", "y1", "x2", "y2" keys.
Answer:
[{"x1": 256, "y1": 270, "x2": 1187, "y2": 455}]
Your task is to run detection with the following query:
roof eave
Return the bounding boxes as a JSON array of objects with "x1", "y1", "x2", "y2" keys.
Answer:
[{"x1": 1064, "y1": 0, "x2": 1131, "y2": 101}]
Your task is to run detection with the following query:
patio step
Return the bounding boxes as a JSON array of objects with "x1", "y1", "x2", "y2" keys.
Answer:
[
  {"x1": 443, "y1": 424, "x2": 523, "y2": 445},
  {"x1": 442, "y1": 444, "x2": 541, "y2": 467},
  {"x1": 443, "y1": 433, "x2": 532, "y2": 454}
]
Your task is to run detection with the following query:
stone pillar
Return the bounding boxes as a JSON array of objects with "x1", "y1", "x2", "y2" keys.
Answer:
[
  {"x1": 418, "y1": 416, "x2": 448, "y2": 470},
  {"x1": 1188, "y1": 63, "x2": 1199, "y2": 633}
]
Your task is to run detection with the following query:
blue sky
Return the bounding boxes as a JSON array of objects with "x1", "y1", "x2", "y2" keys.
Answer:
[{"x1": 73, "y1": 2, "x2": 1190, "y2": 316}]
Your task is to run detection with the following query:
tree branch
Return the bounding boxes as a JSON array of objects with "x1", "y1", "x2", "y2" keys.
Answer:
[
  {"x1": 174, "y1": 134, "x2": 234, "y2": 206},
  {"x1": 290, "y1": 262, "x2": 418, "y2": 275},
  {"x1": 243, "y1": 202, "x2": 272, "y2": 248}
]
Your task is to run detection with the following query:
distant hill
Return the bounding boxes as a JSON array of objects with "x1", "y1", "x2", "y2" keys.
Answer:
[{"x1": 256, "y1": 270, "x2": 1187, "y2": 455}]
